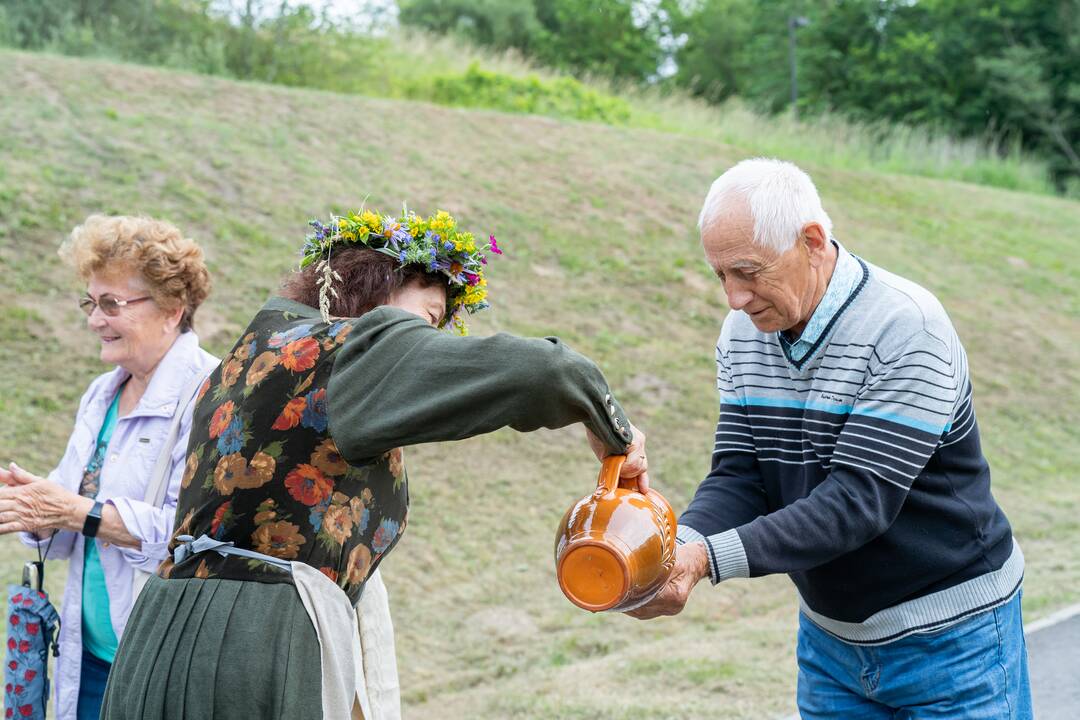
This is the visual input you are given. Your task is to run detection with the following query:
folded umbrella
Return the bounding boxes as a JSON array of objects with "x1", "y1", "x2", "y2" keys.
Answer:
[{"x1": 4, "y1": 561, "x2": 60, "y2": 720}]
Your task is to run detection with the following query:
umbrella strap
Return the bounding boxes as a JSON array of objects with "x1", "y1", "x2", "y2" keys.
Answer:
[{"x1": 173, "y1": 534, "x2": 293, "y2": 573}]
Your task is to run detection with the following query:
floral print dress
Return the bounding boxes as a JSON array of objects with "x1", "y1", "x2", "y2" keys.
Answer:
[{"x1": 162, "y1": 302, "x2": 408, "y2": 605}]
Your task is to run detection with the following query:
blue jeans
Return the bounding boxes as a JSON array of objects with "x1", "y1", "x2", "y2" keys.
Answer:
[
  {"x1": 78, "y1": 649, "x2": 111, "y2": 720},
  {"x1": 797, "y1": 592, "x2": 1032, "y2": 719}
]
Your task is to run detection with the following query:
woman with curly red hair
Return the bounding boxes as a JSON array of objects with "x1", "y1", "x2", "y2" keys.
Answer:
[{"x1": 0, "y1": 215, "x2": 217, "y2": 720}]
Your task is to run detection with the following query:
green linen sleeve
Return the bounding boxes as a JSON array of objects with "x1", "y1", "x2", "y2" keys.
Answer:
[{"x1": 326, "y1": 306, "x2": 635, "y2": 465}]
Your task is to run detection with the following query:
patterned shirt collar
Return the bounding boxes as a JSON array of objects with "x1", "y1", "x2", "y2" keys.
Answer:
[{"x1": 779, "y1": 240, "x2": 862, "y2": 363}]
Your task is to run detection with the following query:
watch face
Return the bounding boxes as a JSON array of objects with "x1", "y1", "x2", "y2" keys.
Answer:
[{"x1": 82, "y1": 501, "x2": 104, "y2": 538}]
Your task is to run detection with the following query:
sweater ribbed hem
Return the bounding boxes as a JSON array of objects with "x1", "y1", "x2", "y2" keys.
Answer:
[{"x1": 799, "y1": 538, "x2": 1025, "y2": 646}]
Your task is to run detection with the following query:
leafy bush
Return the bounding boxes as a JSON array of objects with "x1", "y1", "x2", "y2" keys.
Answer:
[{"x1": 418, "y1": 62, "x2": 631, "y2": 124}]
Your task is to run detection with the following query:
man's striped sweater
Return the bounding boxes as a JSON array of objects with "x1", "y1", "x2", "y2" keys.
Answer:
[{"x1": 677, "y1": 243, "x2": 1022, "y2": 645}]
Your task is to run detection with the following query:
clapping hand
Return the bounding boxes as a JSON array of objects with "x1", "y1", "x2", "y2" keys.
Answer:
[{"x1": 0, "y1": 462, "x2": 67, "y2": 536}]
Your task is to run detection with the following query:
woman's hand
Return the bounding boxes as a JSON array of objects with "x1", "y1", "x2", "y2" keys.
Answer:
[
  {"x1": 0, "y1": 462, "x2": 141, "y2": 547},
  {"x1": 586, "y1": 423, "x2": 650, "y2": 492},
  {"x1": 0, "y1": 462, "x2": 90, "y2": 536}
]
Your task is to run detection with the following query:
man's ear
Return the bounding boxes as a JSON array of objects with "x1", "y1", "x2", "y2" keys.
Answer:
[{"x1": 801, "y1": 222, "x2": 830, "y2": 267}]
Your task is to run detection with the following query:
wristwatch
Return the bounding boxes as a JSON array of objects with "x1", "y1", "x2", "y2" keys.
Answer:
[{"x1": 82, "y1": 500, "x2": 104, "y2": 538}]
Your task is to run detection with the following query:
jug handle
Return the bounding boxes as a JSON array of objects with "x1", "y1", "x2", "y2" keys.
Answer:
[{"x1": 597, "y1": 455, "x2": 626, "y2": 495}]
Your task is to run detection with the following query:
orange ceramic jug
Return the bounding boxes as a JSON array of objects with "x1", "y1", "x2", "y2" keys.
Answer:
[{"x1": 554, "y1": 455, "x2": 677, "y2": 612}]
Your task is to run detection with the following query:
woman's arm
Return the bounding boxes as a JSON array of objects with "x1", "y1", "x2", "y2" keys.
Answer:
[
  {"x1": 327, "y1": 307, "x2": 636, "y2": 466},
  {"x1": 107, "y1": 401, "x2": 199, "y2": 570}
]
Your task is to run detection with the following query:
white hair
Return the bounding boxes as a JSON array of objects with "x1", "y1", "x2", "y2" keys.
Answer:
[{"x1": 697, "y1": 158, "x2": 833, "y2": 253}]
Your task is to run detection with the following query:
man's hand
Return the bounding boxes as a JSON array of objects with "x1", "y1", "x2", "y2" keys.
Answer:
[
  {"x1": 625, "y1": 541, "x2": 710, "y2": 620},
  {"x1": 586, "y1": 423, "x2": 650, "y2": 492}
]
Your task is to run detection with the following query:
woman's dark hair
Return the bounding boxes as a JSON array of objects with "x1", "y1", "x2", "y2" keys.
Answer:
[{"x1": 280, "y1": 246, "x2": 447, "y2": 318}]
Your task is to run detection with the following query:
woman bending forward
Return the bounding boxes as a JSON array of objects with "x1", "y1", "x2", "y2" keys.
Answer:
[{"x1": 100, "y1": 208, "x2": 646, "y2": 720}]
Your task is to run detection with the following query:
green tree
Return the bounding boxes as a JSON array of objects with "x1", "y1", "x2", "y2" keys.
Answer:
[
  {"x1": 672, "y1": 0, "x2": 1079, "y2": 189},
  {"x1": 399, "y1": 0, "x2": 681, "y2": 81},
  {"x1": 531, "y1": 0, "x2": 677, "y2": 80},
  {"x1": 397, "y1": 0, "x2": 542, "y2": 53}
]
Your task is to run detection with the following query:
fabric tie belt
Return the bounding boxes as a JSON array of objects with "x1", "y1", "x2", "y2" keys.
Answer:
[{"x1": 173, "y1": 534, "x2": 293, "y2": 572}]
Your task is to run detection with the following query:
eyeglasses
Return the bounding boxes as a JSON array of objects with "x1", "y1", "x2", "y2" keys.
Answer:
[{"x1": 78, "y1": 293, "x2": 152, "y2": 317}]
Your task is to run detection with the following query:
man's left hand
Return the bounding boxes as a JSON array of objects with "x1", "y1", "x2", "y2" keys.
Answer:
[{"x1": 625, "y1": 541, "x2": 710, "y2": 620}]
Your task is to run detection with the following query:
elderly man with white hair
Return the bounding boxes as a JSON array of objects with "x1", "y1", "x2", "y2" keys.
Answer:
[{"x1": 631, "y1": 158, "x2": 1031, "y2": 718}]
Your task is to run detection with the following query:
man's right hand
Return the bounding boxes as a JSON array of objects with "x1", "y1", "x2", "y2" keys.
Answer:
[{"x1": 625, "y1": 541, "x2": 710, "y2": 620}]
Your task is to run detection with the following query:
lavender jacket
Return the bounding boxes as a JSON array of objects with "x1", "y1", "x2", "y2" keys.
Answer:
[{"x1": 21, "y1": 331, "x2": 217, "y2": 720}]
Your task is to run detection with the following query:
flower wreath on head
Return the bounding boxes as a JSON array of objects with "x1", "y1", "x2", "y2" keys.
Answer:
[{"x1": 300, "y1": 207, "x2": 503, "y2": 334}]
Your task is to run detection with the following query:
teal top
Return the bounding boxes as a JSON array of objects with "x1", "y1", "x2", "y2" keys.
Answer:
[{"x1": 82, "y1": 390, "x2": 122, "y2": 663}]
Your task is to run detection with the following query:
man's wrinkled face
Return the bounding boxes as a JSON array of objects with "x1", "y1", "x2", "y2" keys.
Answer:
[{"x1": 701, "y1": 198, "x2": 816, "y2": 334}]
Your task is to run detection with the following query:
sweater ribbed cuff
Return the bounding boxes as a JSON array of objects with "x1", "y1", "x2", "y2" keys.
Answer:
[
  {"x1": 677, "y1": 524, "x2": 748, "y2": 585},
  {"x1": 676, "y1": 524, "x2": 705, "y2": 546}
]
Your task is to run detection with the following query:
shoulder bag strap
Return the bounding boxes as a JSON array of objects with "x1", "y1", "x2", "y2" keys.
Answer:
[{"x1": 143, "y1": 369, "x2": 210, "y2": 509}]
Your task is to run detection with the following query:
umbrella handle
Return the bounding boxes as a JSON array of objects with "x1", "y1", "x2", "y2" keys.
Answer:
[{"x1": 22, "y1": 560, "x2": 43, "y2": 591}]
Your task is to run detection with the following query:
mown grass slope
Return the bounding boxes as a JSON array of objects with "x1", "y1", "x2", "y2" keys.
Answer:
[{"x1": 0, "y1": 50, "x2": 1077, "y2": 719}]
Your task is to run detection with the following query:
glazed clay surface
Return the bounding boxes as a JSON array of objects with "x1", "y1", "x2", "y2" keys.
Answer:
[{"x1": 555, "y1": 455, "x2": 677, "y2": 612}]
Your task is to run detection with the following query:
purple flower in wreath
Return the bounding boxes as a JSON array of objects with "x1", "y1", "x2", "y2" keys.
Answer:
[
  {"x1": 308, "y1": 220, "x2": 330, "y2": 241},
  {"x1": 301, "y1": 389, "x2": 328, "y2": 432},
  {"x1": 371, "y1": 518, "x2": 400, "y2": 554},
  {"x1": 269, "y1": 324, "x2": 314, "y2": 349},
  {"x1": 488, "y1": 234, "x2": 502, "y2": 255},
  {"x1": 216, "y1": 417, "x2": 245, "y2": 455},
  {"x1": 465, "y1": 272, "x2": 480, "y2": 286}
]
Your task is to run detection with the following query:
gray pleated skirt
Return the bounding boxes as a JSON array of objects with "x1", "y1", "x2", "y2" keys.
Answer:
[{"x1": 100, "y1": 574, "x2": 323, "y2": 720}]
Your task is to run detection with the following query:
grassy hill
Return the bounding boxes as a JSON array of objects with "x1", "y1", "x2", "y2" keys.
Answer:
[{"x1": 1, "y1": 50, "x2": 1077, "y2": 719}]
